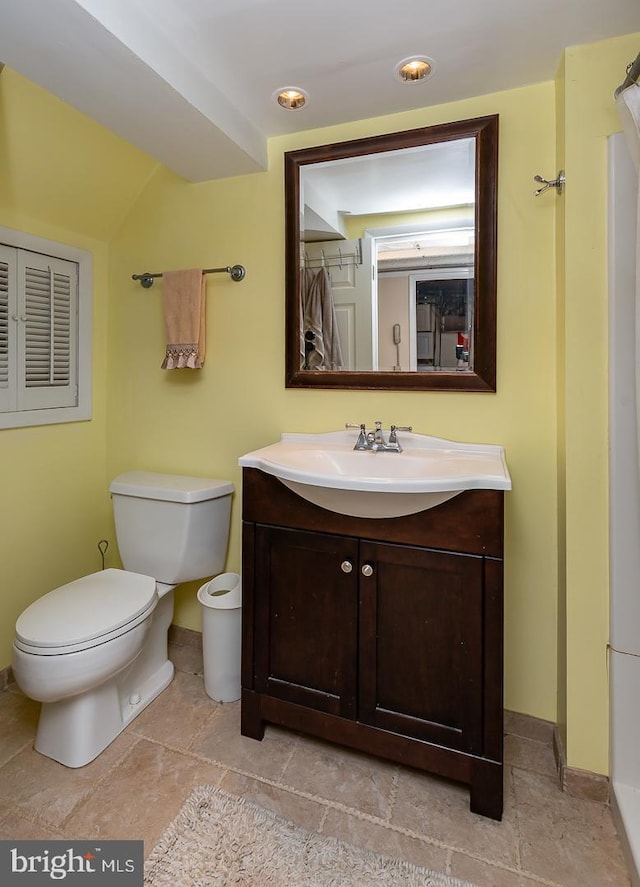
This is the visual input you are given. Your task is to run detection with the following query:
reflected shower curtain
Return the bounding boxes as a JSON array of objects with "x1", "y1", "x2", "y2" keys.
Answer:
[
  {"x1": 300, "y1": 267, "x2": 344, "y2": 369},
  {"x1": 616, "y1": 83, "x2": 640, "y2": 458}
]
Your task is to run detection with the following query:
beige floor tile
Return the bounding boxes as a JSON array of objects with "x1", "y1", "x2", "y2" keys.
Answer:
[
  {"x1": 514, "y1": 768, "x2": 631, "y2": 886},
  {"x1": 127, "y1": 670, "x2": 217, "y2": 750},
  {"x1": 0, "y1": 800, "x2": 14, "y2": 819},
  {"x1": 169, "y1": 642, "x2": 203, "y2": 676},
  {"x1": 0, "y1": 689, "x2": 41, "y2": 766},
  {"x1": 62, "y1": 739, "x2": 227, "y2": 854},
  {"x1": 0, "y1": 675, "x2": 632, "y2": 886},
  {"x1": 0, "y1": 731, "x2": 138, "y2": 829},
  {"x1": 449, "y1": 851, "x2": 545, "y2": 887},
  {"x1": 281, "y1": 734, "x2": 396, "y2": 818},
  {"x1": 391, "y1": 767, "x2": 520, "y2": 868},
  {"x1": 504, "y1": 710, "x2": 556, "y2": 745},
  {"x1": 190, "y1": 701, "x2": 299, "y2": 781},
  {"x1": 505, "y1": 733, "x2": 559, "y2": 779},
  {"x1": 0, "y1": 807, "x2": 66, "y2": 840},
  {"x1": 321, "y1": 807, "x2": 450, "y2": 875},
  {"x1": 219, "y1": 770, "x2": 326, "y2": 833}
]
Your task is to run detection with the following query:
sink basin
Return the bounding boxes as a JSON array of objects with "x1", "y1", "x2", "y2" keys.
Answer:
[{"x1": 239, "y1": 430, "x2": 511, "y2": 518}]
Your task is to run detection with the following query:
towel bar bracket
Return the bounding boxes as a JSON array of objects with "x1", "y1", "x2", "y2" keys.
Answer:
[{"x1": 132, "y1": 264, "x2": 246, "y2": 288}]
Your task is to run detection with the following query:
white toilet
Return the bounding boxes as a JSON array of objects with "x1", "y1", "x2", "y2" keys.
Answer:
[{"x1": 12, "y1": 470, "x2": 233, "y2": 768}]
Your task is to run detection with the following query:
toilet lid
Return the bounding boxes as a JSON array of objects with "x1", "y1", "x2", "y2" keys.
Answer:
[{"x1": 15, "y1": 568, "x2": 157, "y2": 649}]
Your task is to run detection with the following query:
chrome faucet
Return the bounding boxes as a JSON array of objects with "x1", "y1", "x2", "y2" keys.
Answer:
[{"x1": 346, "y1": 421, "x2": 412, "y2": 452}]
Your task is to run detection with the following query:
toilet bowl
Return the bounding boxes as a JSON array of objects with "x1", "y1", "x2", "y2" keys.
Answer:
[
  {"x1": 14, "y1": 569, "x2": 157, "y2": 702},
  {"x1": 12, "y1": 471, "x2": 233, "y2": 768},
  {"x1": 12, "y1": 569, "x2": 173, "y2": 768}
]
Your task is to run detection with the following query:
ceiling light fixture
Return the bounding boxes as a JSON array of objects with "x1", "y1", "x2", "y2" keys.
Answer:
[
  {"x1": 395, "y1": 56, "x2": 435, "y2": 83},
  {"x1": 274, "y1": 87, "x2": 308, "y2": 110}
]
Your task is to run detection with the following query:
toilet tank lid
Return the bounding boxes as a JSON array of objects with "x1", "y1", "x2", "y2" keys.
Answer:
[{"x1": 109, "y1": 471, "x2": 234, "y2": 503}]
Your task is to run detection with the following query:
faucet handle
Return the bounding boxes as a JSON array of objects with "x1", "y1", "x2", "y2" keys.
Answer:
[
  {"x1": 346, "y1": 422, "x2": 368, "y2": 450},
  {"x1": 388, "y1": 424, "x2": 412, "y2": 448}
]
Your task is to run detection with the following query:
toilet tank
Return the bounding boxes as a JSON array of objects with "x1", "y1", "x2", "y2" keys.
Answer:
[{"x1": 109, "y1": 471, "x2": 233, "y2": 585}]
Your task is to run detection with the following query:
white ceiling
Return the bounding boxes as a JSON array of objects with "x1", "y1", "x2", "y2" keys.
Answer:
[
  {"x1": 303, "y1": 139, "x2": 476, "y2": 218},
  {"x1": 0, "y1": 0, "x2": 638, "y2": 182}
]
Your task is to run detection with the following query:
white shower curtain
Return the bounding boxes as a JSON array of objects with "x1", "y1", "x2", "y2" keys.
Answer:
[
  {"x1": 616, "y1": 84, "x2": 640, "y2": 457},
  {"x1": 612, "y1": 77, "x2": 640, "y2": 883},
  {"x1": 617, "y1": 85, "x2": 640, "y2": 170}
]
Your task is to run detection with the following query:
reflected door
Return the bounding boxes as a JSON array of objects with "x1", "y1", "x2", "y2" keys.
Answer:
[{"x1": 304, "y1": 238, "x2": 374, "y2": 371}]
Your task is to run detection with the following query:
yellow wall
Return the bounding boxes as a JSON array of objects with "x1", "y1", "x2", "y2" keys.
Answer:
[
  {"x1": 344, "y1": 206, "x2": 475, "y2": 241},
  {"x1": 1, "y1": 32, "x2": 638, "y2": 778},
  {"x1": 0, "y1": 70, "x2": 157, "y2": 663},
  {"x1": 108, "y1": 81, "x2": 560, "y2": 725},
  {"x1": 554, "y1": 52, "x2": 569, "y2": 758},
  {"x1": 558, "y1": 33, "x2": 640, "y2": 772}
]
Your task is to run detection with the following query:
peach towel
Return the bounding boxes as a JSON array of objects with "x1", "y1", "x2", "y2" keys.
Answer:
[{"x1": 161, "y1": 269, "x2": 206, "y2": 369}]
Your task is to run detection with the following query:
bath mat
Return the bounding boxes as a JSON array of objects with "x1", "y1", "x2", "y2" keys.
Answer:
[{"x1": 144, "y1": 785, "x2": 475, "y2": 886}]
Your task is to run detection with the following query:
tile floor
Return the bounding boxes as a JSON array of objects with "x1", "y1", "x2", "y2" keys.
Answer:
[{"x1": 0, "y1": 635, "x2": 632, "y2": 887}]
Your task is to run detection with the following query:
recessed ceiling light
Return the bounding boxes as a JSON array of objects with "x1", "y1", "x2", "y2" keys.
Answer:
[
  {"x1": 395, "y1": 56, "x2": 435, "y2": 83},
  {"x1": 274, "y1": 87, "x2": 308, "y2": 110}
]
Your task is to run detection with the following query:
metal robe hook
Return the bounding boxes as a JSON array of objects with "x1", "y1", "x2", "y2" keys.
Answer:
[
  {"x1": 98, "y1": 539, "x2": 109, "y2": 570},
  {"x1": 534, "y1": 170, "x2": 565, "y2": 197}
]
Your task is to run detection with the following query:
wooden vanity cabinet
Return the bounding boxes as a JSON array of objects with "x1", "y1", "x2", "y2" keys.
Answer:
[{"x1": 240, "y1": 467, "x2": 505, "y2": 820}]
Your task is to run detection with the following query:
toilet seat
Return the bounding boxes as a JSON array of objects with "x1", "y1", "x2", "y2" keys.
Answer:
[{"x1": 14, "y1": 568, "x2": 157, "y2": 656}]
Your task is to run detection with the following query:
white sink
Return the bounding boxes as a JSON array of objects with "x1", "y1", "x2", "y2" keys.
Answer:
[{"x1": 239, "y1": 430, "x2": 511, "y2": 518}]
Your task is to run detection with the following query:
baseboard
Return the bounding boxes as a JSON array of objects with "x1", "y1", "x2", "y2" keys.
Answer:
[
  {"x1": 168, "y1": 624, "x2": 202, "y2": 650},
  {"x1": 167, "y1": 635, "x2": 611, "y2": 804},
  {"x1": 553, "y1": 723, "x2": 610, "y2": 803},
  {"x1": 168, "y1": 624, "x2": 203, "y2": 676},
  {"x1": 504, "y1": 708, "x2": 555, "y2": 744},
  {"x1": 0, "y1": 663, "x2": 14, "y2": 690}
]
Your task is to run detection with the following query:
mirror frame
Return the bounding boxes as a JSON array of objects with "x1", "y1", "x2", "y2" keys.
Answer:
[{"x1": 285, "y1": 114, "x2": 498, "y2": 391}]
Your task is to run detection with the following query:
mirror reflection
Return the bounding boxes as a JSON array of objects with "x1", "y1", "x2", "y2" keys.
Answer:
[
  {"x1": 302, "y1": 139, "x2": 475, "y2": 373},
  {"x1": 285, "y1": 116, "x2": 498, "y2": 391}
]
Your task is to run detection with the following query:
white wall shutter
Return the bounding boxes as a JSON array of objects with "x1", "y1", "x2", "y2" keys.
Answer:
[
  {"x1": 0, "y1": 228, "x2": 91, "y2": 429},
  {"x1": 0, "y1": 244, "x2": 18, "y2": 412},
  {"x1": 17, "y1": 250, "x2": 78, "y2": 409},
  {"x1": 0, "y1": 245, "x2": 80, "y2": 416}
]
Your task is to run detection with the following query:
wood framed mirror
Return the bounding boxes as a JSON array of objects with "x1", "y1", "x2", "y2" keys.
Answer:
[{"x1": 285, "y1": 115, "x2": 498, "y2": 391}]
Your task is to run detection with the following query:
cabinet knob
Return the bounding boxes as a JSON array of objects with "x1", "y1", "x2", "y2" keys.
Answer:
[
  {"x1": 340, "y1": 560, "x2": 353, "y2": 573},
  {"x1": 361, "y1": 563, "x2": 374, "y2": 577}
]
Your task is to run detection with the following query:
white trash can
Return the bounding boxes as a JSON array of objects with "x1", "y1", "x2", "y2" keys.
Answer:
[{"x1": 197, "y1": 572, "x2": 242, "y2": 702}]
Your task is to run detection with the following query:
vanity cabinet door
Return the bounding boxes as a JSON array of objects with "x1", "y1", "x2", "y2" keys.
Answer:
[
  {"x1": 253, "y1": 525, "x2": 359, "y2": 719},
  {"x1": 358, "y1": 541, "x2": 484, "y2": 753}
]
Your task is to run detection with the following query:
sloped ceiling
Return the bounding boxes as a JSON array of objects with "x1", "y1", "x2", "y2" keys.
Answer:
[{"x1": 0, "y1": 0, "x2": 638, "y2": 182}]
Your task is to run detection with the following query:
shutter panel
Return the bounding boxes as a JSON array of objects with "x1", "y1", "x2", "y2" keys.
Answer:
[
  {"x1": 0, "y1": 244, "x2": 17, "y2": 412},
  {"x1": 0, "y1": 259, "x2": 9, "y2": 389},
  {"x1": 24, "y1": 265, "x2": 71, "y2": 387},
  {"x1": 18, "y1": 250, "x2": 78, "y2": 410}
]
